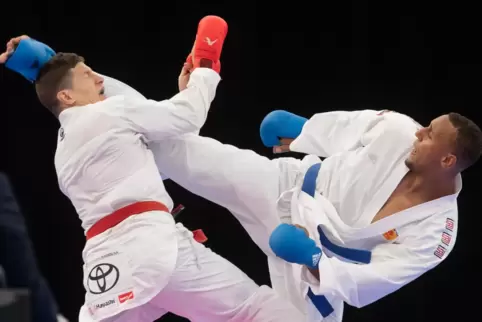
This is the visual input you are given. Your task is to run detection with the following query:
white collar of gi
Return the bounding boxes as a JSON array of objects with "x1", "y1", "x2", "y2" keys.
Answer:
[{"x1": 58, "y1": 106, "x2": 77, "y2": 125}]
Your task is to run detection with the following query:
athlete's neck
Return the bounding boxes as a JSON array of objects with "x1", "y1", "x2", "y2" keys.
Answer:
[{"x1": 406, "y1": 171, "x2": 457, "y2": 200}]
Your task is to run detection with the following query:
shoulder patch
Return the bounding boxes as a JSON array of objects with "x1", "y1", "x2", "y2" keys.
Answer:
[
  {"x1": 433, "y1": 217, "x2": 456, "y2": 259},
  {"x1": 445, "y1": 218, "x2": 454, "y2": 231},
  {"x1": 434, "y1": 245, "x2": 447, "y2": 259},
  {"x1": 382, "y1": 229, "x2": 399, "y2": 241}
]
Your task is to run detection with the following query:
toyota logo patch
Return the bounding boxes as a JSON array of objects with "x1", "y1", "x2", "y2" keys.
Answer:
[{"x1": 87, "y1": 263, "x2": 120, "y2": 294}]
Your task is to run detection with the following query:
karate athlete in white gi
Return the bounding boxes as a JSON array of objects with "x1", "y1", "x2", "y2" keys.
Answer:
[
  {"x1": 145, "y1": 107, "x2": 481, "y2": 322},
  {"x1": 0, "y1": 28, "x2": 305, "y2": 322}
]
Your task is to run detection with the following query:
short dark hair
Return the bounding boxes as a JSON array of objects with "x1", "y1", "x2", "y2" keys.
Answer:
[
  {"x1": 35, "y1": 53, "x2": 84, "y2": 116},
  {"x1": 448, "y1": 112, "x2": 482, "y2": 170}
]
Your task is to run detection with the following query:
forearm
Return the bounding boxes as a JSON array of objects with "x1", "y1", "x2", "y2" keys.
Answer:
[
  {"x1": 115, "y1": 68, "x2": 221, "y2": 141},
  {"x1": 289, "y1": 109, "x2": 383, "y2": 157},
  {"x1": 166, "y1": 67, "x2": 220, "y2": 132},
  {"x1": 302, "y1": 256, "x2": 375, "y2": 308},
  {"x1": 301, "y1": 245, "x2": 437, "y2": 309}
]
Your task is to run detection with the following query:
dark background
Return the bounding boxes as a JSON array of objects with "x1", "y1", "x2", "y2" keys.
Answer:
[{"x1": 1, "y1": 1, "x2": 481, "y2": 321}]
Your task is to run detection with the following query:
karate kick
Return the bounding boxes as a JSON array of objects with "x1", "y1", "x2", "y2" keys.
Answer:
[
  {"x1": 68, "y1": 53, "x2": 479, "y2": 321},
  {"x1": 148, "y1": 109, "x2": 481, "y2": 320},
  {"x1": 3, "y1": 24, "x2": 481, "y2": 322},
  {"x1": 0, "y1": 18, "x2": 305, "y2": 322}
]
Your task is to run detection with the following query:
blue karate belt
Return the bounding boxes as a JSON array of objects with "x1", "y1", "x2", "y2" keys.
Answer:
[{"x1": 301, "y1": 163, "x2": 372, "y2": 318}]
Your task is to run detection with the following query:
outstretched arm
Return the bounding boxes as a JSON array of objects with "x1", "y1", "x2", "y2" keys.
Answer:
[
  {"x1": 2, "y1": 36, "x2": 219, "y2": 141},
  {"x1": 261, "y1": 109, "x2": 387, "y2": 157},
  {"x1": 301, "y1": 236, "x2": 450, "y2": 308},
  {"x1": 289, "y1": 109, "x2": 392, "y2": 157},
  {"x1": 0, "y1": 34, "x2": 148, "y2": 97},
  {"x1": 100, "y1": 67, "x2": 220, "y2": 141},
  {"x1": 270, "y1": 215, "x2": 456, "y2": 309},
  {"x1": 261, "y1": 109, "x2": 423, "y2": 158}
]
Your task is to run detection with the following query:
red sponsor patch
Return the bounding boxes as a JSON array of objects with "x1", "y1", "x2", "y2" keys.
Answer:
[
  {"x1": 441, "y1": 232, "x2": 452, "y2": 246},
  {"x1": 118, "y1": 291, "x2": 134, "y2": 304},
  {"x1": 445, "y1": 218, "x2": 454, "y2": 231},
  {"x1": 434, "y1": 245, "x2": 446, "y2": 259}
]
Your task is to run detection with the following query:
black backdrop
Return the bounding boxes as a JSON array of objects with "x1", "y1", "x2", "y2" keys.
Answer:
[{"x1": 1, "y1": 1, "x2": 481, "y2": 321}]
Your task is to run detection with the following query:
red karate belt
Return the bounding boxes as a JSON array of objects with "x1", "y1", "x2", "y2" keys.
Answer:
[{"x1": 86, "y1": 201, "x2": 207, "y2": 243}]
